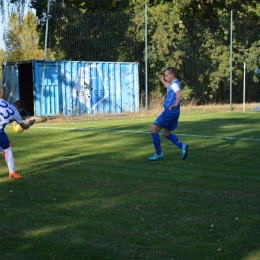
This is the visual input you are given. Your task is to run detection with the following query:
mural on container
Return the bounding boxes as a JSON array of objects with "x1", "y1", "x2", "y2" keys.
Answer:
[
  {"x1": 59, "y1": 62, "x2": 138, "y2": 115},
  {"x1": 71, "y1": 64, "x2": 109, "y2": 114},
  {"x1": 2, "y1": 61, "x2": 139, "y2": 116}
]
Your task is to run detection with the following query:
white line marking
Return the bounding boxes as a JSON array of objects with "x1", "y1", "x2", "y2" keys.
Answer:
[{"x1": 34, "y1": 126, "x2": 260, "y2": 142}]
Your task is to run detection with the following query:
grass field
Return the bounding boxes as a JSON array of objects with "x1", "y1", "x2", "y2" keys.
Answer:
[{"x1": 0, "y1": 111, "x2": 260, "y2": 260}]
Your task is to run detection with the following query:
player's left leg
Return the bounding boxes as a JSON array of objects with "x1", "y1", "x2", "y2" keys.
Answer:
[
  {"x1": 4, "y1": 146, "x2": 21, "y2": 178},
  {"x1": 148, "y1": 124, "x2": 164, "y2": 161},
  {"x1": 164, "y1": 129, "x2": 183, "y2": 148},
  {"x1": 0, "y1": 132, "x2": 21, "y2": 178},
  {"x1": 163, "y1": 122, "x2": 188, "y2": 160}
]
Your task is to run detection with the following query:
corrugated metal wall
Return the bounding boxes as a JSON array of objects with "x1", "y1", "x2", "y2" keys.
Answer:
[
  {"x1": 34, "y1": 61, "x2": 139, "y2": 116},
  {"x1": 2, "y1": 60, "x2": 139, "y2": 116},
  {"x1": 34, "y1": 62, "x2": 60, "y2": 116},
  {"x1": 2, "y1": 64, "x2": 20, "y2": 103}
]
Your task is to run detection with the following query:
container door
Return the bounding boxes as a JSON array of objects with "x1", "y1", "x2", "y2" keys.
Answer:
[
  {"x1": 2, "y1": 64, "x2": 20, "y2": 103},
  {"x1": 19, "y1": 62, "x2": 34, "y2": 117},
  {"x1": 34, "y1": 61, "x2": 59, "y2": 116}
]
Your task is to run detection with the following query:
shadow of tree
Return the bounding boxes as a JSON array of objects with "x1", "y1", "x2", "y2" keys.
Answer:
[{"x1": 0, "y1": 114, "x2": 260, "y2": 259}]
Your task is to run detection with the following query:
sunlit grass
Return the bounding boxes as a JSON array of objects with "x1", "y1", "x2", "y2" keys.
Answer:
[{"x1": 0, "y1": 111, "x2": 260, "y2": 260}]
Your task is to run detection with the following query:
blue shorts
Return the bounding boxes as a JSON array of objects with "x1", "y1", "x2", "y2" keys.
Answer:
[
  {"x1": 154, "y1": 110, "x2": 179, "y2": 131},
  {"x1": 0, "y1": 131, "x2": 10, "y2": 149}
]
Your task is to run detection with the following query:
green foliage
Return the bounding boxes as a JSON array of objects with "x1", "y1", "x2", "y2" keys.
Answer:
[
  {"x1": 0, "y1": 0, "x2": 30, "y2": 23},
  {"x1": 47, "y1": 4, "x2": 136, "y2": 61},
  {"x1": 1, "y1": 0, "x2": 259, "y2": 104},
  {"x1": 0, "y1": 48, "x2": 6, "y2": 64},
  {"x1": 31, "y1": 0, "x2": 130, "y2": 23},
  {"x1": 244, "y1": 41, "x2": 260, "y2": 82},
  {"x1": 123, "y1": 0, "x2": 260, "y2": 103},
  {"x1": 0, "y1": 48, "x2": 7, "y2": 92},
  {"x1": 181, "y1": 85, "x2": 194, "y2": 100},
  {"x1": 4, "y1": 11, "x2": 44, "y2": 61}
]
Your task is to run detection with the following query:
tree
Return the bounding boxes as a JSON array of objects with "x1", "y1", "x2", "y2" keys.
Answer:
[
  {"x1": 7, "y1": 0, "x2": 259, "y2": 103},
  {"x1": 0, "y1": 48, "x2": 6, "y2": 65},
  {"x1": 124, "y1": 0, "x2": 260, "y2": 102},
  {"x1": 19, "y1": 10, "x2": 44, "y2": 60},
  {"x1": 0, "y1": 0, "x2": 31, "y2": 24},
  {"x1": 31, "y1": 0, "x2": 130, "y2": 21},
  {"x1": 31, "y1": 0, "x2": 131, "y2": 51},
  {"x1": 4, "y1": 10, "x2": 44, "y2": 61},
  {"x1": 0, "y1": 48, "x2": 7, "y2": 96}
]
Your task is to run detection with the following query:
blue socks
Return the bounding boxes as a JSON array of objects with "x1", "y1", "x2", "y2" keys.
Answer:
[
  {"x1": 167, "y1": 133, "x2": 182, "y2": 149},
  {"x1": 152, "y1": 133, "x2": 162, "y2": 155},
  {"x1": 152, "y1": 133, "x2": 182, "y2": 154}
]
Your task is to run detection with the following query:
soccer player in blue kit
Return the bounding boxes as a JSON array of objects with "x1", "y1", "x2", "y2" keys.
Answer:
[
  {"x1": 0, "y1": 99, "x2": 35, "y2": 178},
  {"x1": 148, "y1": 67, "x2": 188, "y2": 161}
]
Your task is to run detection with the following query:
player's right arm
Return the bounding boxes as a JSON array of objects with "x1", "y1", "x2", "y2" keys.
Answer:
[
  {"x1": 19, "y1": 119, "x2": 35, "y2": 130},
  {"x1": 159, "y1": 75, "x2": 170, "y2": 88},
  {"x1": 169, "y1": 90, "x2": 182, "y2": 110}
]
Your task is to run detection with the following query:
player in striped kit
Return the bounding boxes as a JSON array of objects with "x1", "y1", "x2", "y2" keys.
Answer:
[{"x1": 0, "y1": 99, "x2": 35, "y2": 178}]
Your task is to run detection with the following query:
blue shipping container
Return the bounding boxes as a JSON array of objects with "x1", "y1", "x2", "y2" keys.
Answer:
[{"x1": 2, "y1": 60, "x2": 139, "y2": 116}]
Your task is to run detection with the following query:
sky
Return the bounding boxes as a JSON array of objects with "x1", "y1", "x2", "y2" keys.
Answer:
[
  {"x1": 0, "y1": 25, "x2": 6, "y2": 50},
  {"x1": 0, "y1": 2, "x2": 34, "y2": 51},
  {"x1": 0, "y1": 6, "x2": 8, "y2": 50}
]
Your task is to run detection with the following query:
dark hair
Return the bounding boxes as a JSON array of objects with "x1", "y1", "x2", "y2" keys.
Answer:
[
  {"x1": 14, "y1": 100, "x2": 25, "y2": 110},
  {"x1": 164, "y1": 67, "x2": 177, "y2": 77}
]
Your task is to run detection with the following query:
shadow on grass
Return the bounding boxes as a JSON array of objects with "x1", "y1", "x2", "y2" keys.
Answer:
[{"x1": 0, "y1": 113, "x2": 260, "y2": 260}]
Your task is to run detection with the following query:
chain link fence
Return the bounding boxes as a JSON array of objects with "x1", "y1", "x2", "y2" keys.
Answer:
[{"x1": 42, "y1": 3, "x2": 260, "y2": 106}]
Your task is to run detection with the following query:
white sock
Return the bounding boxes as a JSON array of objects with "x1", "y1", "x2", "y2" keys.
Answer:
[{"x1": 4, "y1": 146, "x2": 15, "y2": 173}]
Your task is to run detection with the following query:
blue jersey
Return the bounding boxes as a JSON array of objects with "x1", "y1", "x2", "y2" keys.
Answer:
[
  {"x1": 0, "y1": 99, "x2": 23, "y2": 132},
  {"x1": 154, "y1": 79, "x2": 182, "y2": 130},
  {"x1": 163, "y1": 79, "x2": 182, "y2": 114}
]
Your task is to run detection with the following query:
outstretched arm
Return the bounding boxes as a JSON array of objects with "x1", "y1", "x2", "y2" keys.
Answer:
[{"x1": 19, "y1": 119, "x2": 35, "y2": 130}]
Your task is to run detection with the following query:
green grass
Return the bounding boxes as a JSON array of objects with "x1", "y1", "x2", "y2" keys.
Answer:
[{"x1": 1, "y1": 111, "x2": 260, "y2": 260}]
